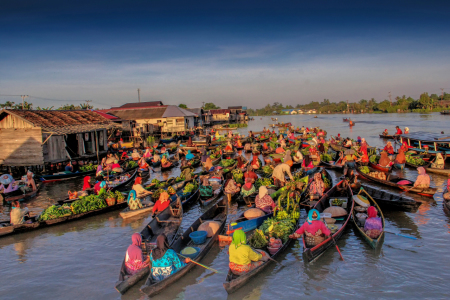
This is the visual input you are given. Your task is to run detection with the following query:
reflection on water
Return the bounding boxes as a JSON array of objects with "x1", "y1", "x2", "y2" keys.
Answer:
[{"x1": 0, "y1": 114, "x2": 450, "y2": 299}]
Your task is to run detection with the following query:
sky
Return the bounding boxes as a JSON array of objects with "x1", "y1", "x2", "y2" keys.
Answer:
[{"x1": 1, "y1": 0, "x2": 450, "y2": 109}]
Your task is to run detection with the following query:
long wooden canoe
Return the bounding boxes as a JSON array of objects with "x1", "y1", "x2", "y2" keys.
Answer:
[
  {"x1": 199, "y1": 178, "x2": 224, "y2": 206},
  {"x1": 115, "y1": 198, "x2": 183, "y2": 294},
  {"x1": 360, "y1": 184, "x2": 421, "y2": 212},
  {"x1": 352, "y1": 188, "x2": 385, "y2": 249},
  {"x1": 302, "y1": 180, "x2": 354, "y2": 262},
  {"x1": 140, "y1": 197, "x2": 227, "y2": 297},
  {"x1": 355, "y1": 165, "x2": 437, "y2": 197},
  {"x1": 4, "y1": 183, "x2": 42, "y2": 203}
]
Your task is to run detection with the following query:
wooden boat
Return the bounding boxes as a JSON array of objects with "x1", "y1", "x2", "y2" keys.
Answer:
[
  {"x1": 222, "y1": 151, "x2": 236, "y2": 159},
  {"x1": 141, "y1": 197, "x2": 227, "y2": 297},
  {"x1": 425, "y1": 167, "x2": 450, "y2": 176},
  {"x1": 405, "y1": 156, "x2": 433, "y2": 169},
  {"x1": 443, "y1": 188, "x2": 450, "y2": 210},
  {"x1": 223, "y1": 202, "x2": 300, "y2": 294},
  {"x1": 151, "y1": 160, "x2": 161, "y2": 168},
  {"x1": 119, "y1": 204, "x2": 154, "y2": 219},
  {"x1": 343, "y1": 118, "x2": 349, "y2": 122},
  {"x1": 352, "y1": 188, "x2": 385, "y2": 249},
  {"x1": 115, "y1": 198, "x2": 182, "y2": 294},
  {"x1": 4, "y1": 182, "x2": 42, "y2": 203},
  {"x1": 178, "y1": 146, "x2": 216, "y2": 153},
  {"x1": 360, "y1": 184, "x2": 420, "y2": 212},
  {"x1": 40, "y1": 168, "x2": 96, "y2": 182},
  {"x1": 181, "y1": 159, "x2": 200, "y2": 171},
  {"x1": 175, "y1": 179, "x2": 200, "y2": 207},
  {"x1": 355, "y1": 165, "x2": 437, "y2": 197},
  {"x1": 379, "y1": 134, "x2": 394, "y2": 139},
  {"x1": 368, "y1": 156, "x2": 392, "y2": 172},
  {"x1": 160, "y1": 159, "x2": 179, "y2": 171},
  {"x1": 302, "y1": 180, "x2": 354, "y2": 262},
  {"x1": 192, "y1": 140, "x2": 225, "y2": 146},
  {"x1": 319, "y1": 152, "x2": 344, "y2": 171},
  {"x1": 393, "y1": 163, "x2": 405, "y2": 170},
  {"x1": 199, "y1": 178, "x2": 224, "y2": 205}
]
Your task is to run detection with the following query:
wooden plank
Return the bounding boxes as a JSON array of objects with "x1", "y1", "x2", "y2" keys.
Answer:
[{"x1": 0, "y1": 128, "x2": 44, "y2": 166}]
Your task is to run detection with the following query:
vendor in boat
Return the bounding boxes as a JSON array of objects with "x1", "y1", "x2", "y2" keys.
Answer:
[
  {"x1": 244, "y1": 166, "x2": 258, "y2": 183},
  {"x1": 185, "y1": 150, "x2": 195, "y2": 161},
  {"x1": 302, "y1": 155, "x2": 314, "y2": 169},
  {"x1": 236, "y1": 156, "x2": 247, "y2": 171},
  {"x1": 262, "y1": 142, "x2": 269, "y2": 152},
  {"x1": 132, "y1": 177, "x2": 153, "y2": 199},
  {"x1": 414, "y1": 167, "x2": 430, "y2": 188},
  {"x1": 240, "y1": 178, "x2": 256, "y2": 206},
  {"x1": 65, "y1": 161, "x2": 73, "y2": 172},
  {"x1": 121, "y1": 151, "x2": 129, "y2": 160},
  {"x1": 161, "y1": 156, "x2": 171, "y2": 168},
  {"x1": 94, "y1": 179, "x2": 107, "y2": 195},
  {"x1": 124, "y1": 233, "x2": 150, "y2": 275},
  {"x1": 382, "y1": 129, "x2": 389, "y2": 136},
  {"x1": 244, "y1": 142, "x2": 251, "y2": 152},
  {"x1": 357, "y1": 136, "x2": 362, "y2": 144},
  {"x1": 138, "y1": 157, "x2": 149, "y2": 171},
  {"x1": 111, "y1": 160, "x2": 123, "y2": 173},
  {"x1": 143, "y1": 148, "x2": 152, "y2": 159},
  {"x1": 255, "y1": 186, "x2": 275, "y2": 213},
  {"x1": 378, "y1": 151, "x2": 392, "y2": 168},
  {"x1": 229, "y1": 229, "x2": 269, "y2": 276},
  {"x1": 431, "y1": 152, "x2": 445, "y2": 169},
  {"x1": 200, "y1": 146, "x2": 208, "y2": 163},
  {"x1": 336, "y1": 133, "x2": 341, "y2": 141},
  {"x1": 394, "y1": 148, "x2": 406, "y2": 165},
  {"x1": 251, "y1": 155, "x2": 260, "y2": 170},
  {"x1": 309, "y1": 172, "x2": 324, "y2": 201},
  {"x1": 359, "y1": 138, "x2": 368, "y2": 154},
  {"x1": 342, "y1": 151, "x2": 357, "y2": 169},
  {"x1": 283, "y1": 150, "x2": 292, "y2": 163},
  {"x1": 82, "y1": 176, "x2": 92, "y2": 191},
  {"x1": 394, "y1": 126, "x2": 402, "y2": 136},
  {"x1": 152, "y1": 191, "x2": 171, "y2": 214},
  {"x1": 236, "y1": 139, "x2": 243, "y2": 148},
  {"x1": 344, "y1": 138, "x2": 352, "y2": 148},
  {"x1": 360, "y1": 150, "x2": 369, "y2": 165},
  {"x1": 289, "y1": 209, "x2": 330, "y2": 245},
  {"x1": 149, "y1": 234, "x2": 186, "y2": 282},
  {"x1": 318, "y1": 142, "x2": 325, "y2": 153},
  {"x1": 293, "y1": 147, "x2": 303, "y2": 164},
  {"x1": 131, "y1": 149, "x2": 141, "y2": 161},
  {"x1": 384, "y1": 141, "x2": 395, "y2": 157},
  {"x1": 20, "y1": 170, "x2": 37, "y2": 193},
  {"x1": 364, "y1": 206, "x2": 383, "y2": 239},
  {"x1": 180, "y1": 156, "x2": 189, "y2": 169},
  {"x1": 203, "y1": 157, "x2": 214, "y2": 172},
  {"x1": 224, "y1": 141, "x2": 234, "y2": 152},
  {"x1": 152, "y1": 152, "x2": 161, "y2": 163},
  {"x1": 10, "y1": 201, "x2": 30, "y2": 225},
  {"x1": 224, "y1": 173, "x2": 241, "y2": 201},
  {"x1": 280, "y1": 138, "x2": 287, "y2": 148},
  {"x1": 346, "y1": 170, "x2": 361, "y2": 190},
  {"x1": 181, "y1": 167, "x2": 194, "y2": 181},
  {"x1": 404, "y1": 127, "x2": 410, "y2": 134},
  {"x1": 272, "y1": 160, "x2": 294, "y2": 187}
]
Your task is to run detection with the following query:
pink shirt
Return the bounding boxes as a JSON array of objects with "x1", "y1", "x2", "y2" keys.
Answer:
[{"x1": 295, "y1": 220, "x2": 331, "y2": 236}]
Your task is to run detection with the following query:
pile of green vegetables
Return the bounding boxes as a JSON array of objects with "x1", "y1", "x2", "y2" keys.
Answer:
[
  {"x1": 369, "y1": 155, "x2": 379, "y2": 164},
  {"x1": 183, "y1": 182, "x2": 198, "y2": 194},
  {"x1": 262, "y1": 165, "x2": 273, "y2": 175},
  {"x1": 128, "y1": 161, "x2": 138, "y2": 169},
  {"x1": 232, "y1": 169, "x2": 244, "y2": 184},
  {"x1": 360, "y1": 166, "x2": 370, "y2": 174},
  {"x1": 71, "y1": 194, "x2": 108, "y2": 214},
  {"x1": 115, "y1": 190, "x2": 125, "y2": 202},
  {"x1": 38, "y1": 204, "x2": 73, "y2": 221},
  {"x1": 255, "y1": 177, "x2": 274, "y2": 189},
  {"x1": 406, "y1": 155, "x2": 426, "y2": 166},
  {"x1": 79, "y1": 164, "x2": 98, "y2": 172},
  {"x1": 320, "y1": 153, "x2": 333, "y2": 162},
  {"x1": 323, "y1": 175, "x2": 331, "y2": 188},
  {"x1": 220, "y1": 159, "x2": 236, "y2": 167}
]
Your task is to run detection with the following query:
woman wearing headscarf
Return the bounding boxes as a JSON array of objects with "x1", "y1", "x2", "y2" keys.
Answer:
[
  {"x1": 251, "y1": 155, "x2": 260, "y2": 170},
  {"x1": 96, "y1": 165, "x2": 103, "y2": 177},
  {"x1": 236, "y1": 139, "x2": 243, "y2": 148},
  {"x1": 138, "y1": 157, "x2": 149, "y2": 171},
  {"x1": 414, "y1": 167, "x2": 430, "y2": 188},
  {"x1": 236, "y1": 156, "x2": 246, "y2": 171},
  {"x1": 132, "y1": 177, "x2": 153, "y2": 199},
  {"x1": 404, "y1": 127, "x2": 410, "y2": 134},
  {"x1": 364, "y1": 206, "x2": 383, "y2": 239},
  {"x1": 131, "y1": 149, "x2": 141, "y2": 161},
  {"x1": 280, "y1": 139, "x2": 287, "y2": 148},
  {"x1": 111, "y1": 160, "x2": 123, "y2": 173},
  {"x1": 293, "y1": 147, "x2": 303, "y2": 164},
  {"x1": 229, "y1": 229, "x2": 268, "y2": 276},
  {"x1": 121, "y1": 151, "x2": 129, "y2": 160},
  {"x1": 161, "y1": 155, "x2": 171, "y2": 168},
  {"x1": 124, "y1": 233, "x2": 150, "y2": 276},
  {"x1": 187, "y1": 136, "x2": 193, "y2": 147},
  {"x1": 240, "y1": 178, "x2": 256, "y2": 206},
  {"x1": 360, "y1": 149, "x2": 369, "y2": 165},
  {"x1": 224, "y1": 141, "x2": 233, "y2": 152},
  {"x1": 149, "y1": 234, "x2": 186, "y2": 282},
  {"x1": 302, "y1": 155, "x2": 314, "y2": 169},
  {"x1": 224, "y1": 173, "x2": 241, "y2": 201},
  {"x1": 255, "y1": 186, "x2": 275, "y2": 213},
  {"x1": 152, "y1": 151, "x2": 161, "y2": 163},
  {"x1": 431, "y1": 153, "x2": 445, "y2": 169},
  {"x1": 289, "y1": 209, "x2": 330, "y2": 246},
  {"x1": 82, "y1": 176, "x2": 92, "y2": 191},
  {"x1": 203, "y1": 157, "x2": 214, "y2": 172},
  {"x1": 357, "y1": 136, "x2": 362, "y2": 144},
  {"x1": 272, "y1": 161, "x2": 294, "y2": 187},
  {"x1": 283, "y1": 150, "x2": 291, "y2": 164},
  {"x1": 384, "y1": 141, "x2": 394, "y2": 155},
  {"x1": 10, "y1": 201, "x2": 29, "y2": 225},
  {"x1": 152, "y1": 191, "x2": 171, "y2": 213},
  {"x1": 262, "y1": 142, "x2": 269, "y2": 151},
  {"x1": 378, "y1": 151, "x2": 392, "y2": 168},
  {"x1": 127, "y1": 190, "x2": 144, "y2": 210},
  {"x1": 200, "y1": 146, "x2": 208, "y2": 162},
  {"x1": 94, "y1": 180, "x2": 107, "y2": 195},
  {"x1": 394, "y1": 148, "x2": 406, "y2": 165},
  {"x1": 143, "y1": 148, "x2": 152, "y2": 158},
  {"x1": 185, "y1": 150, "x2": 194, "y2": 161},
  {"x1": 360, "y1": 138, "x2": 368, "y2": 154},
  {"x1": 382, "y1": 129, "x2": 389, "y2": 136},
  {"x1": 244, "y1": 142, "x2": 251, "y2": 152},
  {"x1": 309, "y1": 172, "x2": 324, "y2": 200}
]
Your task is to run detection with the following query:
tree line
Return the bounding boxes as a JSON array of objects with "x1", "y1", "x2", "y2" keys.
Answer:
[
  {"x1": 0, "y1": 101, "x2": 94, "y2": 110},
  {"x1": 245, "y1": 92, "x2": 450, "y2": 116}
]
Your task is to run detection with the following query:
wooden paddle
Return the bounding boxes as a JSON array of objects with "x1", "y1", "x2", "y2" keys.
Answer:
[
  {"x1": 177, "y1": 253, "x2": 223, "y2": 273},
  {"x1": 384, "y1": 231, "x2": 417, "y2": 240},
  {"x1": 321, "y1": 213, "x2": 344, "y2": 261}
]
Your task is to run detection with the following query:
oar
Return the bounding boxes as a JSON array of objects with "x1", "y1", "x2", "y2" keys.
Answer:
[
  {"x1": 321, "y1": 213, "x2": 344, "y2": 261},
  {"x1": 384, "y1": 231, "x2": 417, "y2": 240},
  {"x1": 176, "y1": 253, "x2": 223, "y2": 273}
]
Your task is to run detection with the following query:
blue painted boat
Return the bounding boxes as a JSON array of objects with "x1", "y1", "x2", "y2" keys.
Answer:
[
  {"x1": 169, "y1": 180, "x2": 199, "y2": 208},
  {"x1": 394, "y1": 163, "x2": 405, "y2": 170}
]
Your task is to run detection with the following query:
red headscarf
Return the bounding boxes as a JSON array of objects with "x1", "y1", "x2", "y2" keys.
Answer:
[
  {"x1": 252, "y1": 155, "x2": 258, "y2": 165},
  {"x1": 242, "y1": 177, "x2": 253, "y2": 191},
  {"x1": 134, "y1": 177, "x2": 142, "y2": 185},
  {"x1": 263, "y1": 143, "x2": 268, "y2": 150},
  {"x1": 367, "y1": 206, "x2": 377, "y2": 219},
  {"x1": 82, "y1": 176, "x2": 91, "y2": 191},
  {"x1": 127, "y1": 233, "x2": 143, "y2": 261},
  {"x1": 237, "y1": 156, "x2": 244, "y2": 168}
]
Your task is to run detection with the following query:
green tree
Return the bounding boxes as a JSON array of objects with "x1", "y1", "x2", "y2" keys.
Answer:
[
  {"x1": 419, "y1": 92, "x2": 431, "y2": 110},
  {"x1": 203, "y1": 102, "x2": 220, "y2": 110},
  {"x1": 80, "y1": 103, "x2": 94, "y2": 109},
  {"x1": 0, "y1": 101, "x2": 16, "y2": 108},
  {"x1": 178, "y1": 104, "x2": 188, "y2": 109}
]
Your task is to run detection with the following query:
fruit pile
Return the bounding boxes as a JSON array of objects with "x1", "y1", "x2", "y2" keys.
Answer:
[
  {"x1": 220, "y1": 159, "x2": 236, "y2": 167},
  {"x1": 255, "y1": 177, "x2": 274, "y2": 189},
  {"x1": 360, "y1": 166, "x2": 370, "y2": 174},
  {"x1": 368, "y1": 171, "x2": 387, "y2": 180},
  {"x1": 320, "y1": 153, "x2": 333, "y2": 162},
  {"x1": 406, "y1": 155, "x2": 426, "y2": 166},
  {"x1": 79, "y1": 164, "x2": 98, "y2": 172},
  {"x1": 232, "y1": 169, "x2": 244, "y2": 184}
]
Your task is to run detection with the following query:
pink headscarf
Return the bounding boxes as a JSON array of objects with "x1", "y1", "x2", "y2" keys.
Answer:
[
  {"x1": 126, "y1": 233, "x2": 143, "y2": 261},
  {"x1": 414, "y1": 167, "x2": 430, "y2": 187}
]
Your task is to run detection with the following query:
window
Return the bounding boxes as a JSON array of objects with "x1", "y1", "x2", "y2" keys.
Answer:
[{"x1": 176, "y1": 118, "x2": 184, "y2": 125}]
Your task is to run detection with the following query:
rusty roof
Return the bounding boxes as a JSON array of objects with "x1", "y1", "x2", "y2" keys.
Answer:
[{"x1": 0, "y1": 109, "x2": 118, "y2": 134}]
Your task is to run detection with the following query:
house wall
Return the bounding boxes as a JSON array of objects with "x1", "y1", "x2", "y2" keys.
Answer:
[
  {"x1": 0, "y1": 128, "x2": 45, "y2": 166},
  {"x1": 0, "y1": 114, "x2": 35, "y2": 129},
  {"x1": 211, "y1": 113, "x2": 229, "y2": 121},
  {"x1": 134, "y1": 117, "x2": 190, "y2": 133}
]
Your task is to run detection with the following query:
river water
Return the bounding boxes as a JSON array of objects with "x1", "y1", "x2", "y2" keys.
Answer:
[{"x1": 1, "y1": 113, "x2": 449, "y2": 300}]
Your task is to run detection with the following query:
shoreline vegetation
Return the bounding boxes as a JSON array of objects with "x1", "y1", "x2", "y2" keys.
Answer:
[{"x1": 245, "y1": 92, "x2": 450, "y2": 116}]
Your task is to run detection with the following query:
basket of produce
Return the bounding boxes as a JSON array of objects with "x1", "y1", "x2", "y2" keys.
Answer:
[
  {"x1": 180, "y1": 246, "x2": 200, "y2": 259},
  {"x1": 189, "y1": 231, "x2": 207, "y2": 244},
  {"x1": 353, "y1": 195, "x2": 370, "y2": 207},
  {"x1": 354, "y1": 206, "x2": 367, "y2": 213},
  {"x1": 356, "y1": 213, "x2": 368, "y2": 225},
  {"x1": 105, "y1": 191, "x2": 117, "y2": 206},
  {"x1": 305, "y1": 232, "x2": 325, "y2": 247},
  {"x1": 329, "y1": 197, "x2": 348, "y2": 208}
]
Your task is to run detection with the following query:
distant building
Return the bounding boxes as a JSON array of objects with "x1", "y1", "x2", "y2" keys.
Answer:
[
  {"x1": 281, "y1": 109, "x2": 297, "y2": 115},
  {"x1": 209, "y1": 109, "x2": 231, "y2": 124}
]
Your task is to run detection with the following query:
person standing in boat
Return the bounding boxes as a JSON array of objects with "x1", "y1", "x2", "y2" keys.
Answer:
[
  {"x1": 289, "y1": 209, "x2": 330, "y2": 246},
  {"x1": 272, "y1": 161, "x2": 294, "y2": 187},
  {"x1": 364, "y1": 206, "x2": 382, "y2": 239},
  {"x1": 228, "y1": 229, "x2": 269, "y2": 276},
  {"x1": 124, "y1": 233, "x2": 150, "y2": 275},
  {"x1": 149, "y1": 234, "x2": 186, "y2": 282}
]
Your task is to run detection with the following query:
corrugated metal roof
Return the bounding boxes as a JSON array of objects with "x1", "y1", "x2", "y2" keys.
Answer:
[
  {"x1": 187, "y1": 108, "x2": 203, "y2": 116},
  {"x1": 115, "y1": 101, "x2": 164, "y2": 109},
  {"x1": 162, "y1": 106, "x2": 197, "y2": 118},
  {"x1": 107, "y1": 107, "x2": 167, "y2": 120},
  {"x1": 91, "y1": 110, "x2": 119, "y2": 120},
  {"x1": 209, "y1": 109, "x2": 230, "y2": 114}
]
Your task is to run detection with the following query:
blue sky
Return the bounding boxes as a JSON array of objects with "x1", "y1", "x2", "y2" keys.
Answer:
[{"x1": 1, "y1": 1, "x2": 449, "y2": 109}]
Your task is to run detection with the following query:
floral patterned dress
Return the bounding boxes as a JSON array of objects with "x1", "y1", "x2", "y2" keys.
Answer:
[{"x1": 149, "y1": 249, "x2": 186, "y2": 282}]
